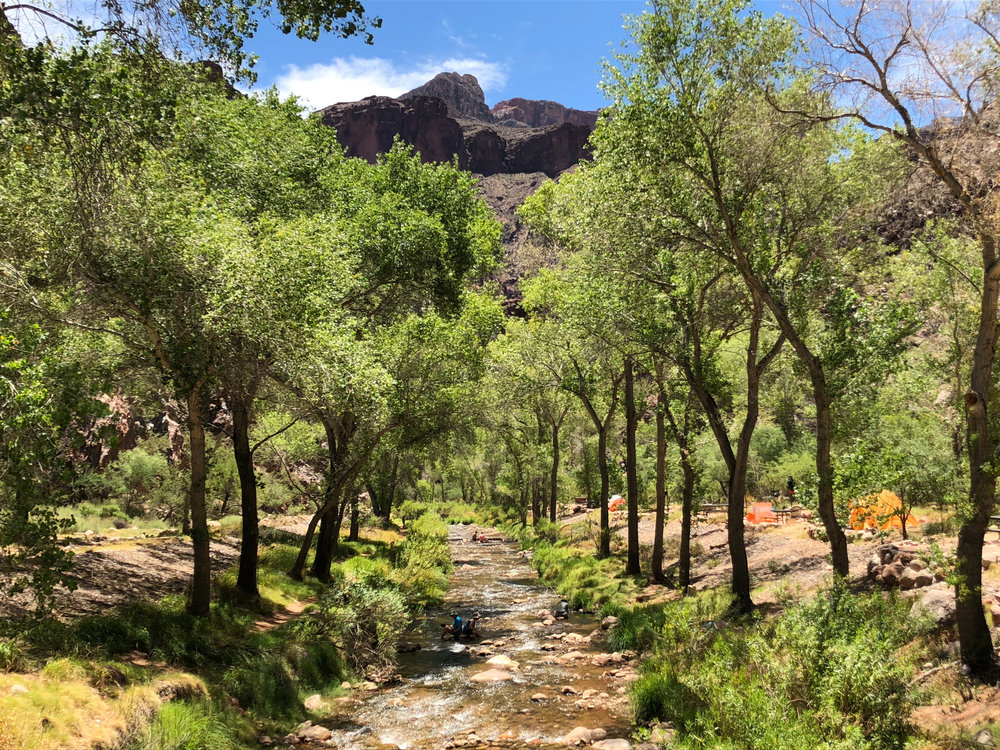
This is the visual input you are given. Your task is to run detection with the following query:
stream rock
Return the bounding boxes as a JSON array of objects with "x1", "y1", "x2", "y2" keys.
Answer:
[
  {"x1": 592, "y1": 740, "x2": 631, "y2": 750},
  {"x1": 487, "y1": 654, "x2": 520, "y2": 670},
  {"x1": 563, "y1": 727, "x2": 607, "y2": 745},
  {"x1": 470, "y1": 668, "x2": 514, "y2": 682},
  {"x1": 298, "y1": 724, "x2": 333, "y2": 742}
]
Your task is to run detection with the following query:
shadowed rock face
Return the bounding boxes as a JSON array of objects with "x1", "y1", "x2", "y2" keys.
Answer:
[{"x1": 316, "y1": 72, "x2": 594, "y2": 178}]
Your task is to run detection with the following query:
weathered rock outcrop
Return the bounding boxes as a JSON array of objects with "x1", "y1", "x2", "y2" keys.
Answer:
[
  {"x1": 492, "y1": 97, "x2": 598, "y2": 129},
  {"x1": 318, "y1": 95, "x2": 465, "y2": 166},
  {"x1": 317, "y1": 73, "x2": 593, "y2": 178},
  {"x1": 400, "y1": 71, "x2": 495, "y2": 123}
]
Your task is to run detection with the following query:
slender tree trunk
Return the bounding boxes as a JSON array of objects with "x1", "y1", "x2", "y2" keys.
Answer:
[
  {"x1": 625, "y1": 357, "x2": 641, "y2": 576},
  {"x1": 531, "y1": 477, "x2": 541, "y2": 526},
  {"x1": 549, "y1": 420, "x2": 560, "y2": 523},
  {"x1": 349, "y1": 489, "x2": 359, "y2": 541},
  {"x1": 679, "y1": 448, "x2": 695, "y2": 593},
  {"x1": 186, "y1": 386, "x2": 211, "y2": 617},
  {"x1": 597, "y1": 427, "x2": 611, "y2": 558},
  {"x1": 651, "y1": 390, "x2": 667, "y2": 584},
  {"x1": 956, "y1": 236, "x2": 1000, "y2": 677},
  {"x1": 231, "y1": 388, "x2": 259, "y2": 598}
]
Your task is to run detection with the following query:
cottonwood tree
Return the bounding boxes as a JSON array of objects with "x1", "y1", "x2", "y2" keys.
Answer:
[
  {"x1": 795, "y1": 0, "x2": 1000, "y2": 675},
  {"x1": 594, "y1": 0, "x2": 912, "y2": 596}
]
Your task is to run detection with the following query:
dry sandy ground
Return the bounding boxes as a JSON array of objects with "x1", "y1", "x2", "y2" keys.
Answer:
[{"x1": 0, "y1": 534, "x2": 240, "y2": 619}]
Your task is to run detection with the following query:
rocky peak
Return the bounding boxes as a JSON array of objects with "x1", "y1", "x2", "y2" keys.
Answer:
[
  {"x1": 492, "y1": 98, "x2": 598, "y2": 129},
  {"x1": 399, "y1": 72, "x2": 494, "y2": 123}
]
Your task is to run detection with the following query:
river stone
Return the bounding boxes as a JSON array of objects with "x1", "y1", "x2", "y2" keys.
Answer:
[
  {"x1": 340, "y1": 681, "x2": 352, "y2": 690},
  {"x1": 563, "y1": 727, "x2": 594, "y2": 745},
  {"x1": 299, "y1": 724, "x2": 333, "y2": 742},
  {"x1": 582, "y1": 689, "x2": 600, "y2": 699},
  {"x1": 303, "y1": 694, "x2": 324, "y2": 711},
  {"x1": 530, "y1": 692, "x2": 549, "y2": 701},
  {"x1": 279, "y1": 733, "x2": 300, "y2": 745},
  {"x1": 560, "y1": 685, "x2": 577, "y2": 695},
  {"x1": 470, "y1": 668, "x2": 514, "y2": 682},
  {"x1": 487, "y1": 655, "x2": 520, "y2": 670},
  {"x1": 561, "y1": 650, "x2": 587, "y2": 661},
  {"x1": 592, "y1": 740, "x2": 630, "y2": 750},
  {"x1": 601, "y1": 616, "x2": 618, "y2": 630},
  {"x1": 296, "y1": 721, "x2": 312, "y2": 732}
]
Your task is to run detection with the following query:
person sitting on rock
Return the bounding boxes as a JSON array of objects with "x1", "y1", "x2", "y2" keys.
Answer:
[
  {"x1": 554, "y1": 599, "x2": 570, "y2": 620},
  {"x1": 461, "y1": 615, "x2": 481, "y2": 638},
  {"x1": 442, "y1": 613, "x2": 463, "y2": 640}
]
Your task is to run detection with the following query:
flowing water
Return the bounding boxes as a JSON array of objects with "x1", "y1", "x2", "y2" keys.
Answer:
[{"x1": 320, "y1": 526, "x2": 634, "y2": 749}]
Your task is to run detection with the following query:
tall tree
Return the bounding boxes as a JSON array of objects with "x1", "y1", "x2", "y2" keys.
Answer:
[{"x1": 796, "y1": 0, "x2": 1000, "y2": 678}]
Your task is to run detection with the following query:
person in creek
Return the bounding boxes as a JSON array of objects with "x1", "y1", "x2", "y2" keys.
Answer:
[
  {"x1": 554, "y1": 599, "x2": 570, "y2": 620},
  {"x1": 441, "y1": 612, "x2": 463, "y2": 639},
  {"x1": 461, "y1": 614, "x2": 481, "y2": 638}
]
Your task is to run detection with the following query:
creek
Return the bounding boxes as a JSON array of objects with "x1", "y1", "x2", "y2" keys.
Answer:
[{"x1": 320, "y1": 526, "x2": 635, "y2": 749}]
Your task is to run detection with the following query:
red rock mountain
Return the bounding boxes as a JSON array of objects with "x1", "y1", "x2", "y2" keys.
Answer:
[{"x1": 316, "y1": 72, "x2": 596, "y2": 178}]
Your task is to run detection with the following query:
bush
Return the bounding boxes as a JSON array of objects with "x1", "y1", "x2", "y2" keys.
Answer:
[
  {"x1": 0, "y1": 637, "x2": 28, "y2": 672},
  {"x1": 136, "y1": 699, "x2": 237, "y2": 750},
  {"x1": 630, "y1": 583, "x2": 928, "y2": 749},
  {"x1": 302, "y1": 579, "x2": 409, "y2": 673},
  {"x1": 222, "y1": 654, "x2": 298, "y2": 718}
]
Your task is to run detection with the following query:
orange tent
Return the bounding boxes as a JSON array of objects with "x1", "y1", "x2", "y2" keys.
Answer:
[
  {"x1": 746, "y1": 502, "x2": 778, "y2": 524},
  {"x1": 849, "y1": 489, "x2": 919, "y2": 531}
]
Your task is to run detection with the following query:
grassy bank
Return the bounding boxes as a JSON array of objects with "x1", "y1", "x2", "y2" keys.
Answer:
[{"x1": 0, "y1": 513, "x2": 452, "y2": 749}]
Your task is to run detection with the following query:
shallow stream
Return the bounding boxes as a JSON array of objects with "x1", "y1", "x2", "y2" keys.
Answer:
[{"x1": 320, "y1": 526, "x2": 633, "y2": 749}]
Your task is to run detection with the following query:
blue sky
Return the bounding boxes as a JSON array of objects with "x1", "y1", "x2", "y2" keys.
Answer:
[{"x1": 241, "y1": 1, "x2": 667, "y2": 112}]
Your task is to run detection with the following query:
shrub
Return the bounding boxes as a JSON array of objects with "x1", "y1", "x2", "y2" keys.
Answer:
[
  {"x1": 136, "y1": 699, "x2": 236, "y2": 750},
  {"x1": 222, "y1": 654, "x2": 298, "y2": 718},
  {"x1": 0, "y1": 638, "x2": 28, "y2": 673}
]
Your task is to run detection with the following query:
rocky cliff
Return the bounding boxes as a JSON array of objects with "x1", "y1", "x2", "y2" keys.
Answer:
[
  {"x1": 316, "y1": 72, "x2": 594, "y2": 178},
  {"x1": 492, "y1": 97, "x2": 598, "y2": 129}
]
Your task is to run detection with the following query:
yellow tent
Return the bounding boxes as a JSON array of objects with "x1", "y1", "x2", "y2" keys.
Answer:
[{"x1": 849, "y1": 489, "x2": 919, "y2": 531}]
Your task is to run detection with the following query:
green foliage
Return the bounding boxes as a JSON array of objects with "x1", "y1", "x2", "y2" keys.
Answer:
[
  {"x1": 0, "y1": 637, "x2": 28, "y2": 673},
  {"x1": 299, "y1": 578, "x2": 408, "y2": 673},
  {"x1": 394, "y1": 512, "x2": 451, "y2": 605},
  {"x1": 135, "y1": 699, "x2": 237, "y2": 750},
  {"x1": 631, "y1": 584, "x2": 930, "y2": 748}
]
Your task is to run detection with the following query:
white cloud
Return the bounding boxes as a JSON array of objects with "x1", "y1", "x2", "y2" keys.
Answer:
[{"x1": 275, "y1": 56, "x2": 508, "y2": 111}]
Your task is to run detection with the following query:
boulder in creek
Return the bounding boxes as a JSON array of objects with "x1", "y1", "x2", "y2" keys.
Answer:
[
  {"x1": 560, "y1": 685, "x2": 578, "y2": 695},
  {"x1": 303, "y1": 694, "x2": 325, "y2": 711},
  {"x1": 530, "y1": 693, "x2": 549, "y2": 701},
  {"x1": 592, "y1": 740, "x2": 631, "y2": 750},
  {"x1": 470, "y1": 668, "x2": 514, "y2": 682},
  {"x1": 487, "y1": 654, "x2": 520, "y2": 670},
  {"x1": 298, "y1": 724, "x2": 333, "y2": 742},
  {"x1": 601, "y1": 616, "x2": 618, "y2": 630},
  {"x1": 563, "y1": 727, "x2": 607, "y2": 745}
]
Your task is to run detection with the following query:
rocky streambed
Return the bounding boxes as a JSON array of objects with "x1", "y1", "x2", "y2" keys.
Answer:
[{"x1": 269, "y1": 527, "x2": 640, "y2": 750}]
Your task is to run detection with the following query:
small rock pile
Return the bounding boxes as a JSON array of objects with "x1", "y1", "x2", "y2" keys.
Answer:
[{"x1": 867, "y1": 541, "x2": 941, "y2": 589}]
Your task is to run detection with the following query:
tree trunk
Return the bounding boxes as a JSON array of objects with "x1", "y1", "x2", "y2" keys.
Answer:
[
  {"x1": 625, "y1": 357, "x2": 641, "y2": 576},
  {"x1": 955, "y1": 238, "x2": 1000, "y2": 677},
  {"x1": 312, "y1": 510, "x2": 337, "y2": 582},
  {"x1": 549, "y1": 420, "x2": 560, "y2": 523},
  {"x1": 651, "y1": 388, "x2": 667, "y2": 584},
  {"x1": 231, "y1": 389, "x2": 259, "y2": 599},
  {"x1": 531, "y1": 477, "x2": 541, "y2": 526},
  {"x1": 186, "y1": 386, "x2": 211, "y2": 617},
  {"x1": 679, "y1": 446, "x2": 695, "y2": 593},
  {"x1": 349, "y1": 489, "x2": 359, "y2": 541},
  {"x1": 597, "y1": 427, "x2": 611, "y2": 558}
]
